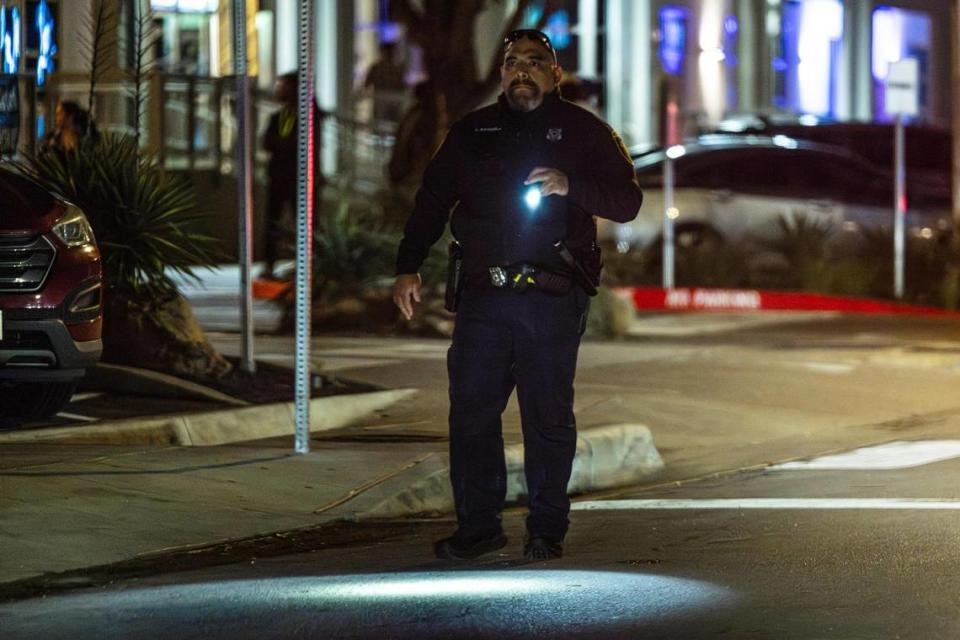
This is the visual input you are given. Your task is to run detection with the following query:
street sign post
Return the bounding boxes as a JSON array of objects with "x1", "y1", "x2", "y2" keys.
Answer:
[
  {"x1": 885, "y1": 58, "x2": 919, "y2": 300},
  {"x1": 294, "y1": 0, "x2": 315, "y2": 455},
  {"x1": 661, "y1": 78, "x2": 681, "y2": 290},
  {"x1": 231, "y1": 0, "x2": 255, "y2": 373}
]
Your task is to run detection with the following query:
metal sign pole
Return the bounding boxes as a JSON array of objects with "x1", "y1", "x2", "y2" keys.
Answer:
[
  {"x1": 663, "y1": 155, "x2": 676, "y2": 289},
  {"x1": 661, "y1": 84, "x2": 680, "y2": 290},
  {"x1": 885, "y1": 58, "x2": 917, "y2": 301},
  {"x1": 231, "y1": 0, "x2": 255, "y2": 373},
  {"x1": 893, "y1": 113, "x2": 906, "y2": 300},
  {"x1": 294, "y1": 0, "x2": 315, "y2": 454}
]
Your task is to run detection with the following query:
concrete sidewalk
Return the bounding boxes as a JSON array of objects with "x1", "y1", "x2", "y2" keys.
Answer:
[
  {"x1": 0, "y1": 429, "x2": 662, "y2": 586},
  {"x1": 0, "y1": 370, "x2": 663, "y2": 586},
  {"x1": 6, "y1": 313, "x2": 960, "y2": 592}
]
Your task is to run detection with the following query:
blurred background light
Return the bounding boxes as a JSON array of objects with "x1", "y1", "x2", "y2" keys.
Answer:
[
  {"x1": 666, "y1": 145, "x2": 686, "y2": 159},
  {"x1": 659, "y1": 6, "x2": 689, "y2": 76}
]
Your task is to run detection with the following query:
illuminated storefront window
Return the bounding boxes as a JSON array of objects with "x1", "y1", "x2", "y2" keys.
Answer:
[
  {"x1": 775, "y1": 0, "x2": 843, "y2": 117},
  {"x1": 659, "y1": 6, "x2": 689, "y2": 76},
  {"x1": 151, "y1": 0, "x2": 218, "y2": 11},
  {"x1": 34, "y1": 0, "x2": 54, "y2": 86},
  {"x1": 152, "y1": 2, "x2": 218, "y2": 76},
  {"x1": 872, "y1": 6, "x2": 930, "y2": 121},
  {"x1": 1, "y1": 5, "x2": 21, "y2": 74}
]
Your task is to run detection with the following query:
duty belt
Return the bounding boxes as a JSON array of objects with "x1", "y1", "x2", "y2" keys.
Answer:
[{"x1": 478, "y1": 264, "x2": 573, "y2": 294}]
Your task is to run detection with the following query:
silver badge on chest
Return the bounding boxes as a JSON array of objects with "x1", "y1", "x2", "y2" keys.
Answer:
[{"x1": 546, "y1": 128, "x2": 562, "y2": 142}]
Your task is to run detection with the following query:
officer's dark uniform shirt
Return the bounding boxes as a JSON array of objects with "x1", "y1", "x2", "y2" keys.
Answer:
[{"x1": 396, "y1": 90, "x2": 642, "y2": 281}]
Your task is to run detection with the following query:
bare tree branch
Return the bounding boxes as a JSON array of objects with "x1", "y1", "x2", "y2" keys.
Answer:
[
  {"x1": 82, "y1": 0, "x2": 117, "y2": 120},
  {"x1": 389, "y1": 0, "x2": 427, "y2": 46},
  {"x1": 131, "y1": 0, "x2": 159, "y2": 151},
  {"x1": 388, "y1": 0, "x2": 567, "y2": 186}
]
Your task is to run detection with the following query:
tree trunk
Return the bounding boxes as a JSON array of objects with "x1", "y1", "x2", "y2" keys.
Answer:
[
  {"x1": 102, "y1": 291, "x2": 233, "y2": 380},
  {"x1": 387, "y1": 0, "x2": 559, "y2": 187}
]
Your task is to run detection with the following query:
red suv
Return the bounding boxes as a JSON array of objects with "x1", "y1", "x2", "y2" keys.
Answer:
[{"x1": 0, "y1": 167, "x2": 102, "y2": 422}]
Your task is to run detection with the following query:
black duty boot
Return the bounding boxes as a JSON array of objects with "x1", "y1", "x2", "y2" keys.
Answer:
[
  {"x1": 434, "y1": 530, "x2": 508, "y2": 560},
  {"x1": 524, "y1": 536, "x2": 563, "y2": 560}
]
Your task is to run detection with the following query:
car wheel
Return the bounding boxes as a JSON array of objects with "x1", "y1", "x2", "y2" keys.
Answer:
[
  {"x1": 645, "y1": 224, "x2": 726, "y2": 269},
  {"x1": 0, "y1": 380, "x2": 77, "y2": 423},
  {"x1": 675, "y1": 224, "x2": 725, "y2": 252}
]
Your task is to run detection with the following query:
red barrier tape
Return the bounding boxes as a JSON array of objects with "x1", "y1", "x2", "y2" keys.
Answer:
[{"x1": 615, "y1": 287, "x2": 959, "y2": 317}]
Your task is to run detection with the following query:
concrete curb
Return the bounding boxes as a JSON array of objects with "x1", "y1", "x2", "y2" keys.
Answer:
[
  {"x1": 357, "y1": 423, "x2": 664, "y2": 519},
  {"x1": 0, "y1": 389, "x2": 417, "y2": 446},
  {"x1": 80, "y1": 363, "x2": 249, "y2": 406}
]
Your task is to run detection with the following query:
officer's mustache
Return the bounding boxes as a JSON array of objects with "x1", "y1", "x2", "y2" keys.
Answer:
[{"x1": 510, "y1": 80, "x2": 538, "y2": 90}]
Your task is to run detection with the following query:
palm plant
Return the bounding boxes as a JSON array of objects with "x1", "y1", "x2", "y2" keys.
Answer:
[
  {"x1": 860, "y1": 226, "x2": 953, "y2": 306},
  {"x1": 310, "y1": 193, "x2": 446, "y2": 304},
  {"x1": 757, "y1": 212, "x2": 837, "y2": 290},
  {"x1": 762, "y1": 213, "x2": 834, "y2": 266},
  {"x1": 17, "y1": 135, "x2": 221, "y2": 299},
  {"x1": 14, "y1": 0, "x2": 228, "y2": 378}
]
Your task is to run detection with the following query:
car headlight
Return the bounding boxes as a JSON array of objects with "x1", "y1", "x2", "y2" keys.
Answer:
[{"x1": 52, "y1": 206, "x2": 96, "y2": 248}]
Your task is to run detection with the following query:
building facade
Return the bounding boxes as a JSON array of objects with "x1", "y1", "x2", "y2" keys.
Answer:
[{"x1": 3, "y1": 0, "x2": 953, "y2": 153}]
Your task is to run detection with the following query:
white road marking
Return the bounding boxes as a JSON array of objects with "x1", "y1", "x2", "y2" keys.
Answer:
[
  {"x1": 772, "y1": 440, "x2": 960, "y2": 471},
  {"x1": 54, "y1": 412, "x2": 99, "y2": 423},
  {"x1": 69, "y1": 392, "x2": 103, "y2": 402},
  {"x1": 573, "y1": 498, "x2": 960, "y2": 511},
  {"x1": 626, "y1": 312, "x2": 840, "y2": 337},
  {"x1": 795, "y1": 361, "x2": 856, "y2": 374}
]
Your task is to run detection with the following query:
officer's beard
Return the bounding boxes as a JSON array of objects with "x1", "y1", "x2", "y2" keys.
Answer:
[{"x1": 506, "y1": 81, "x2": 543, "y2": 112}]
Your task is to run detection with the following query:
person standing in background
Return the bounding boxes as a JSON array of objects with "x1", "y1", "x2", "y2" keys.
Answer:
[{"x1": 261, "y1": 72, "x2": 324, "y2": 279}]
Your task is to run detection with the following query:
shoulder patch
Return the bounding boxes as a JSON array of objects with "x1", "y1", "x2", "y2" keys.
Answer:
[{"x1": 608, "y1": 127, "x2": 631, "y2": 163}]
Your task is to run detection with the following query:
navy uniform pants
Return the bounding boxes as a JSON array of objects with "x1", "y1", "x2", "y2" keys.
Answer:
[{"x1": 447, "y1": 284, "x2": 589, "y2": 541}]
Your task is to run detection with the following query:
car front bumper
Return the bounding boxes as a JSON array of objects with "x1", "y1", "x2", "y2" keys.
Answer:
[{"x1": 0, "y1": 317, "x2": 103, "y2": 380}]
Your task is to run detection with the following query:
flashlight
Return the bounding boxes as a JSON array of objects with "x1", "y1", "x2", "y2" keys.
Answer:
[{"x1": 524, "y1": 186, "x2": 542, "y2": 210}]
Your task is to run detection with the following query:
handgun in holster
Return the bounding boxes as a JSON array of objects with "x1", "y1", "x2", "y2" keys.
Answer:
[
  {"x1": 554, "y1": 240, "x2": 599, "y2": 296},
  {"x1": 444, "y1": 240, "x2": 464, "y2": 312}
]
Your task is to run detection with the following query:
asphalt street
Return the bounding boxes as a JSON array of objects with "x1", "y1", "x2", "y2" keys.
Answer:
[
  {"x1": 6, "y1": 440, "x2": 960, "y2": 638},
  {"x1": 4, "y1": 312, "x2": 960, "y2": 638}
]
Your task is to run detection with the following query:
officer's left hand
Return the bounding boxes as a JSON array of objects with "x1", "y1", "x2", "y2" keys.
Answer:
[{"x1": 524, "y1": 167, "x2": 569, "y2": 197}]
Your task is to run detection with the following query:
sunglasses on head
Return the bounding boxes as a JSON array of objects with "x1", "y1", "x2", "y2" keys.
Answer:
[{"x1": 504, "y1": 29, "x2": 557, "y2": 62}]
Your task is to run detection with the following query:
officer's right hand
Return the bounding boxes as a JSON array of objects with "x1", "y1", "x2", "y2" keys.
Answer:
[{"x1": 393, "y1": 273, "x2": 422, "y2": 320}]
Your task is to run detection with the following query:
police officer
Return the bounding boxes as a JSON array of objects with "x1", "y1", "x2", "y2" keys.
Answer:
[{"x1": 393, "y1": 29, "x2": 641, "y2": 560}]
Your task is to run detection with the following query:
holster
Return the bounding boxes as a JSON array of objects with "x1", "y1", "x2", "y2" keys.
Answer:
[
  {"x1": 554, "y1": 240, "x2": 600, "y2": 296},
  {"x1": 444, "y1": 240, "x2": 464, "y2": 312}
]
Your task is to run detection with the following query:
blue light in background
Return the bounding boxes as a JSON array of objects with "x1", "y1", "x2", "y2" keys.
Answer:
[
  {"x1": 36, "y1": 0, "x2": 56, "y2": 87},
  {"x1": 0, "y1": 8, "x2": 7, "y2": 72},
  {"x1": 36, "y1": 111, "x2": 44, "y2": 139},
  {"x1": 659, "y1": 6, "x2": 689, "y2": 76},
  {"x1": 1, "y1": 7, "x2": 21, "y2": 74},
  {"x1": 522, "y1": 3, "x2": 544, "y2": 28},
  {"x1": 871, "y1": 6, "x2": 931, "y2": 80},
  {"x1": 723, "y1": 16, "x2": 738, "y2": 67},
  {"x1": 545, "y1": 10, "x2": 571, "y2": 50},
  {"x1": 519, "y1": 4, "x2": 571, "y2": 51},
  {"x1": 871, "y1": 5, "x2": 931, "y2": 120}
]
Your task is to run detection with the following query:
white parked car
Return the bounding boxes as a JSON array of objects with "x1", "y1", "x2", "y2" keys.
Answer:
[{"x1": 601, "y1": 135, "x2": 952, "y2": 255}]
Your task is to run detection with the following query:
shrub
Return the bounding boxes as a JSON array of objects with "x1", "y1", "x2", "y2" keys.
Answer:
[{"x1": 16, "y1": 135, "x2": 222, "y2": 300}]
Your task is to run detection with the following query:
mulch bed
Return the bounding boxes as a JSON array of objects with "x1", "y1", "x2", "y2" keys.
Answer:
[{"x1": 184, "y1": 356, "x2": 384, "y2": 405}]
